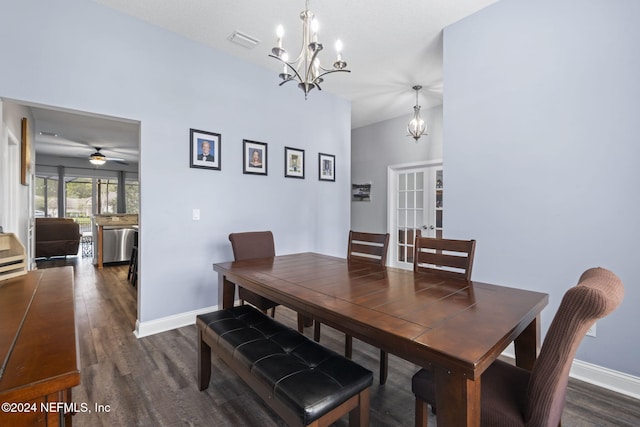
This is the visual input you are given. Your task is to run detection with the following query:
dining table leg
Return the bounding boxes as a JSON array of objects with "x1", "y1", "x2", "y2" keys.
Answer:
[
  {"x1": 434, "y1": 366, "x2": 481, "y2": 427},
  {"x1": 514, "y1": 315, "x2": 541, "y2": 370},
  {"x1": 217, "y1": 273, "x2": 236, "y2": 309}
]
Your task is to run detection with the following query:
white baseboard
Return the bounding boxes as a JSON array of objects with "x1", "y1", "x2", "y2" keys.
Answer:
[
  {"x1": 502, "y1": 344, "x2": 640, "y2": 400},
  {"x1": 570, "y1": 359, "x2": 640, "y2": 400},
  {"x1": 133, "y1": 304, "x2": 219, "y2": 338}
]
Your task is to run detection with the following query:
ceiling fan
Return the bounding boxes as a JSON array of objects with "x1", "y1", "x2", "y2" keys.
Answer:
[{"x1": 88, "y1": 147, "x2": 125, "y2": 166}]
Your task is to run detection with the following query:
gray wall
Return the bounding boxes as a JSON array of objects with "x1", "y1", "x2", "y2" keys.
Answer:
[
  {"x1": 444, "y1": 0, "x2": 639, "y2": 376},
  {"x1": 0, "y1": 0, "x2": 351, "y2": 325},
  {"x1": 351, "y1": 106, "x2": 443, "y2": 233}
]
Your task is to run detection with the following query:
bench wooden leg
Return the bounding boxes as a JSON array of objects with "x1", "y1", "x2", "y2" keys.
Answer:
[
  {"x1": 379, "y1": 350, "x2": 388, "y2": 385},
  {"x1": 345, "y1": 335, "x2": 353, "y2": 359},
  {"x1": 313, "y1": 321, "x2": 321, "y2": 342},
  {"x1": 198, "y1": 328, "x2": 211, "y2": 391},
  {"x1": 349, "y1": 388, "x2": 370, "y2": 427}
]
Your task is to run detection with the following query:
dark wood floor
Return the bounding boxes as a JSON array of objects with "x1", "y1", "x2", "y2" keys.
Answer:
[{"x1": 36, "y1": 256, "x2": 640, "y2": 426}]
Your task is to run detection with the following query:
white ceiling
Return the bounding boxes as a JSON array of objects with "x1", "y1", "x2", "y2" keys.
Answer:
[
  {"x1": 30, "y1": 105, "x2": 140, "y2": 165},
  {"x1": 30, "y1": 0, "x2": 497, "y2": 163},
  {"x1": 95, "y1": 0, "x2": 497, "y2": 129}
]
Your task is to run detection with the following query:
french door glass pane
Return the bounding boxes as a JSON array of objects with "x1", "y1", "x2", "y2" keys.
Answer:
[
  {"x1": 416, "y1": 172, "x2": 424, "y2": 190},
  {"x1": 407, "y1": 172, "x2": 415, "y2": 191}
]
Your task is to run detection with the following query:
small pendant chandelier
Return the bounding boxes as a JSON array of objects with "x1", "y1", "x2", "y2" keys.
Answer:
[
  {"x1": 408, "y1": 85, "x2": 427, "y2": 142},
  {"x1": 269, "y1": 0, "x2": 350, "y2": 99}
]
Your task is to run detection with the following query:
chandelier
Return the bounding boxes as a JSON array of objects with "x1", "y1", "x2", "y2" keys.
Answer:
[
  {"x1": 269, "y1": 0, "x2": 350, "y2": 99},
  {"x1": 408, "y1": 85, "x2": 427, "y2": 142}
]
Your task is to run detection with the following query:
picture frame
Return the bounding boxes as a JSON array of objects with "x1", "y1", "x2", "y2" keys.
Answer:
[
  {"x1": 352, "y1": 183, "x2": 372, "y2": 201},
  {"x1": 318, "y1": 153, "x2": 335, "y2": 182},
  {"x1": 21, "y1": 118, "x2": 31, "y2": 186},
  {"x1": 243, "y1": 139, "x2": 268, "y2": 175},
  {"x1": 284, "y1": 147, "x2": 305, "y2": 179},
  {"x1": 190, "y1": 128, "x2": 221, "y2": 170}
]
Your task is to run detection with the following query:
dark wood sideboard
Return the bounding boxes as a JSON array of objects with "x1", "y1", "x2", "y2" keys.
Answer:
[{"x1": 0, "y1": 267, "x2": 80, "y2": 426}]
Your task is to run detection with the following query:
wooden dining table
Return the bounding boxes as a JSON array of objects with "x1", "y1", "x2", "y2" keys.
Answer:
[{"x1": 213, "y1": 252, "x2": 548, "y2": 427}]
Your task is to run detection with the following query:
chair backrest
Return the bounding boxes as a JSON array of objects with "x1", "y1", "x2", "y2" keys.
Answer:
[
  {"x1": 347, "y1": 230, "x2": 390, "y2": 266},
  {"x1": 228, "y1": 231, "x2": 275, "y2": 261},
  {"x1": 413, "y1": 232, "x2": 476, "y2": 281},
  {"x1": 525, "y1": 267, "x2": 624, "y2": 427}
]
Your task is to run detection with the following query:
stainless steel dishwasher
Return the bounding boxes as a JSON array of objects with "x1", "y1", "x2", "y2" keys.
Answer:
[{"x1": 102, "y1": 226, "x2": 136, "y2": 263}]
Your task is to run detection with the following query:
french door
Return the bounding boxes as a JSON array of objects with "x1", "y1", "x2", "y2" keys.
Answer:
[{"x1": 387, "y1": 161, "x2": 443, "y2": 270}]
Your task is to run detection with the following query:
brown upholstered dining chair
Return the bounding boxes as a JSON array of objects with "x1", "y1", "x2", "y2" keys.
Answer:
[
  {"x1": 411, "y1": 267, "x2": 624, "y2": 427},
  {"x1": 314, "y1": 230, "x2": 390, "y2": 382},
  {"x1": 413, "y1": 231, "x2": 476, "y2": 281},
  {"x1": 228, "y1": 231, "x2": 279, "y2": 317}
]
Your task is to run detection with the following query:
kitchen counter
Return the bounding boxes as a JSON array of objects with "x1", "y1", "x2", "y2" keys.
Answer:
[
  {"x1": 94, "y1": 213, "x2": 138, "y2": 226},
  {"x1": 94, "y1": 214, "x2": 138, "y2": 268}
]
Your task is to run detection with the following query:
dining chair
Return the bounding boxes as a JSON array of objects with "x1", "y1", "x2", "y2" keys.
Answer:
[
  {"x1": 413, "y1": 231, "x2": 476, "y2": 281},
  {"x1": 314, "y1": 230, "x2": 390, "y2": 383},
  {"x1": 390, "y1": 232, "x2": 477, "y2": 387},
  {"x1": 347, "y1": 230, "x2": 390, "y2": 265},
  {"x1": 411, "y1": 267, "x2": 624, "y2": 427},
  {"x1": 228, "y1": 231, "x2": 279, "y2": 317},
  {"x1": 229, "y1": 231, "x2": 310, "y2": 330}
]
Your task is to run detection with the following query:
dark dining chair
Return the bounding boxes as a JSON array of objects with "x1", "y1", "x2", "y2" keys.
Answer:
[
  {"x1": 228, "y1": 231, "x2": 279, "y2": 317},
  {"x1": 347, "y1": 230, "x2": 390, "y2": 266},
  {"x1": 411, "y1": 267, "x2": 624, "y2": 427},
  {"x1": 314, "y1": 230, "x2": 390, "y2": 383},
  {"x1": 394, "y1": 232, "x2": 477, "y2": 387},
  {"x1": 413, "y1": 231, "x2": 476, "y2": 281}
]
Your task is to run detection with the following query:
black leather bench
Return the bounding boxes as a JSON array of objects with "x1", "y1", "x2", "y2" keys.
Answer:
[{"x1": 197, "y1": 305, "x2": 373, "y2": 427}]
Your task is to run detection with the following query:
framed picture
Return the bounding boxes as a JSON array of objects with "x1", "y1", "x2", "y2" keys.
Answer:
[
  {"x1": 352, "y1": 183, "x2": 372, "y2": 201},
  {"x1": 21, "y1": 118, "x2": 31, "y2": 186},
  {"x1": 190, "y1": 128, "x2": 221, "y2": 170},
  {"x1": 318, "y1": 153, "x2": 335, "y2": 181},
  {"x1": 243, "y1": 139, "x2": 268, "y2": 175},
  {"x1": 284, "y1": 147, "x2": 305, "y2": 179}
]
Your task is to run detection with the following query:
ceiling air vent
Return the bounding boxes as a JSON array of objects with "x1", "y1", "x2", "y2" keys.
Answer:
[{"x1": 228, "y1": 31, "x2": 260, "y2": 49}]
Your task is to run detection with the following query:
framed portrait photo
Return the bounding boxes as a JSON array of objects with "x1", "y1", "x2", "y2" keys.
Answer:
[
  {"x1": 318, "y1": 153, "x2": 335, "y2": 182},
  {"x1": 243, "y1": 139, "x2": 268, "y2": 175},
  {"x1": 190, "y1": 128, "x2": 221, "y2": 170},
  {"x1": 284, "y1": 147, "x2": 305, "y2": 179}
]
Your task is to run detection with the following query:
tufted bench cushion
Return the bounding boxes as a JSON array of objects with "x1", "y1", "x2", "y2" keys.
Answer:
[{"x1": 197, "y1": 305, "x2": 373, "y2": 427}]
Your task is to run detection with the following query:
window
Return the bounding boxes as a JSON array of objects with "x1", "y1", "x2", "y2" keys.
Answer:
[
  {"x1": 98, "y1": 178, "x2": 118, "y2": 214},
  {"x1": 65, "y1": 177, "x2": 93, "y2": 233},
  {"x1": 36, "y1": 174, "x2": 138, "y2": 218},
  {"x1": 125, "y1": 179, "x2": 139, "y2": 214},
  {"x1": 35, "y1": 176, "x2": 59, "y2": 217}
]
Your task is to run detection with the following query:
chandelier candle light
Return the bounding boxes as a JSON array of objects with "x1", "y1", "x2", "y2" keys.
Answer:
[
  {"x1": 269, "y1": 0, "x2": 350, "y2": 99},
  {"x1": 408, "y1": 85, "x2": 427, "y2": 142}
]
